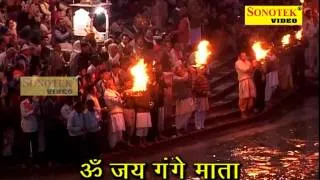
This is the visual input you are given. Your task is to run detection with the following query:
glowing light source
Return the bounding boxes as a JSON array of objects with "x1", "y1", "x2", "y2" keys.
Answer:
[
  {"x1": 300, "y1": 0, "x2": 304, "y2": 4},
  {"x1": 295, "y1": 29, "x2": 303, "y2": 40},
  {"x1": 73, "y1": 8, "x2": 91, "y2": 36},
  {"x1": 282, "y1": 34, "x2": 291, "y2": 47},
  {"x1": 130, "y1": 59, "x2": 149, "y2": 92},
  {"x1": 95, "y1": 6, "x2": 105, "y2": 14},
  {"x1": 194, "y1": 40, "x2": 212, "y2": 68},
  {"x1": 252, "y1": 42, "x2": 270, "y2": 61}
]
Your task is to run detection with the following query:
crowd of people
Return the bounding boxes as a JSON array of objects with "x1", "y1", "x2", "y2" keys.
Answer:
[{"x1": 0, "y1": 0, "x2": 318, "y2": 168}]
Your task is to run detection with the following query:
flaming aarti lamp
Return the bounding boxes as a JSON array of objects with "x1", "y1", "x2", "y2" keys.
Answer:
[{"x1": 127, "y1": 59, "x2": 153, "y2": 109}]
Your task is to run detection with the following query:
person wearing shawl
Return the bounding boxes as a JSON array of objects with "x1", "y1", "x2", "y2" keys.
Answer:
[
  {"x1": 104, "y1": 79, "x2": 126, "y2": 150},
  {"x1": 192, "y1": 66, "x2": 209, "y2": 130}
]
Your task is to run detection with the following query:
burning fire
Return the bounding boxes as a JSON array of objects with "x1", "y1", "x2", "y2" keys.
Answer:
[
  {"x1": 282, "y1": 34, "x2": 291, "y2": 47},
  {"x1": 252, "y1": 42, "x2": 270, "y2": 61},
  {"x1": 195, "y1": 40, "x2": 212, "y2": 68},
  {"x1": 130, "y1": 59, "x2": 149, "y2": 92},
  {"x1": 295, "y1": 29, "x2": 303, "y2": 40},
  {"x1": 300, "y1": 0, "x2": 304, "y2": 3}
]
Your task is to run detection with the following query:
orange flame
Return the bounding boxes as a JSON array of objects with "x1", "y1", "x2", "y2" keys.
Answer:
[
  {"x1": 300, "y1": 0, "x2": 304, "y2": 3},
  {"x1": 130, "y1": 59, "x2": 149, "y2": 92},
  {"x1": 295, "y1": 29, "x2": 303, "y2": 40},
  {"x1": 195, "y1": 40, "x2": 212, "y2": 68},
  {"x1": 252, "y1": 42, "x2": 270, "y2": 61},
  {"x1": 282, "y1": 34, "x2": 291, "y2": 47}
]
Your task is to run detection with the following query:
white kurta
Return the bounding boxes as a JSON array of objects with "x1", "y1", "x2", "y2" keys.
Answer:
[
  {"x1": 109, "y1": 113, "x2": 126, "y2": 133},
  {"x1": 136, "y1": 112, "x2": 152, "y2": 129},
  {"x1": 235, "y1": 59, "x2": 256, "y2": 99}
]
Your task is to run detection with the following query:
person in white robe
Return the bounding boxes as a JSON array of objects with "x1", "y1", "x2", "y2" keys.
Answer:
[
  {"x1": 135, "y1": 90, "x2": 153, "y2": 147},
  {"x1": 264, "y1": 51, "x2": 279, "y2": 103},
  {"x1": 303, "y1": 9, "x2": 318, "y2": 77},
  {"x1": 20, "y1": 96, "x2": 39, "y2": 166},
  {"x1": 104, "y1": 80, "x2": 126, "y2": 150},
  {"x1": 235, "y1": 52, "x2": 256, "y2": 118}
]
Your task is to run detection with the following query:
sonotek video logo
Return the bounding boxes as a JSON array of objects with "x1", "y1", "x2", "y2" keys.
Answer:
[
  {"x1": 245, "y1": 6, "x2": 303, "y2": 25},
  {"x1": 20, "y1": 76, "x2": 78, "y2": 96}
]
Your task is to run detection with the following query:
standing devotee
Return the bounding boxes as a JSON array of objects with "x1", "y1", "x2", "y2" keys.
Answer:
[
  {"x1": 173, "y1": 64, "x2": 194, "y2": 135},
  {"x1": 192, "y1": 66, "x2": 209, "y2": 130},
  {"x1": 252, "y1": 60, "x2": 266, "y2": 113},
  {"x1": 49, "y1": 44, "x2": 65, "y2": 76},
  {"x1": 122, "y1": 79, "x2": 136, "y2": 147},
  {"x1": 172, "y1": 6, "x2": 190, "y2": 50},
  {"x1": 278, "y1": 48, "x2": 294, "y2": 91},
  {"x1": 84, "y1": 100, "x2": 101, "y2": 157},
  {"x1": 135, "y1": 88, "x2": 153, "y2": 147},
  {"x1": 74, "y1": 40, "x2": 92, "y2": 75},
  {"x1": 15, "y1": 44, "x2": 31, "y2": 74},
  {"x1": 235, "y1": 52, "x2": 256, "y2": 118},
  {"x1": 20, "y1": 96, "x2": 39, "y2": 167},
  {"x1": 303, "y1": 9, "x2": 318, "y2": 77},
  {"x1": 151, "y1": 0, "x2": 168, "y2": 30},
  {"x1": 104, "y1": 79, "x2": 126, "y2": 150},
  {"x1": 67, "y1": 102, "x2": 86, "y2": 165},
  {"x1": 265, "y1": 50, "x2": 279, "y2": 103},
  {"x1": 187, "y1": 0, "x2": 203, "y2": 45}
]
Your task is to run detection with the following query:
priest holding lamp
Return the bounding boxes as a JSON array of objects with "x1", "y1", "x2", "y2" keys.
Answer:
[
  {"x1": 235, "y1": 52, "x2": 256, "y2": 119},
  {"x1": 191, "y1": 40, "x2": 211, "y2": 130},
  {"x1": 251, "y1": 42, "x2": 270, "y2": 113}
]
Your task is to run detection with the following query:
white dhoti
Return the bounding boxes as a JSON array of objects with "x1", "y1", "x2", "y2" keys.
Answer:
[
  {"x1": 108, "y1": 113, "x2": 126, "y2": 148},
  {"x1": 190, "y1": 27, "x2": 201, "y2": 45},
  {"x1": 265, "y1": 71, "x2": 279, "y2": 102},
  {"x1": 238, "y1": 78, "x2": 256, "y2": 113},
  {"x1": 136, "y1": 112, "x2": 152, "y2": 137},
  {"x1": 175, "y1": 98, "x2": 194, "y2": 131},
  {"x1": 239, "y1": 78, "x2": 256, "y2": 99},
  {"x1": 123, "y1": 108, "x2": 135, "y2": 136}
]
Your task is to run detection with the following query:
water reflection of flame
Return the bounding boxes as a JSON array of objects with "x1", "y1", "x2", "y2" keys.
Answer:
[{"x1": 231, "y1": 138, "x2": 319, "y2": 179}]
